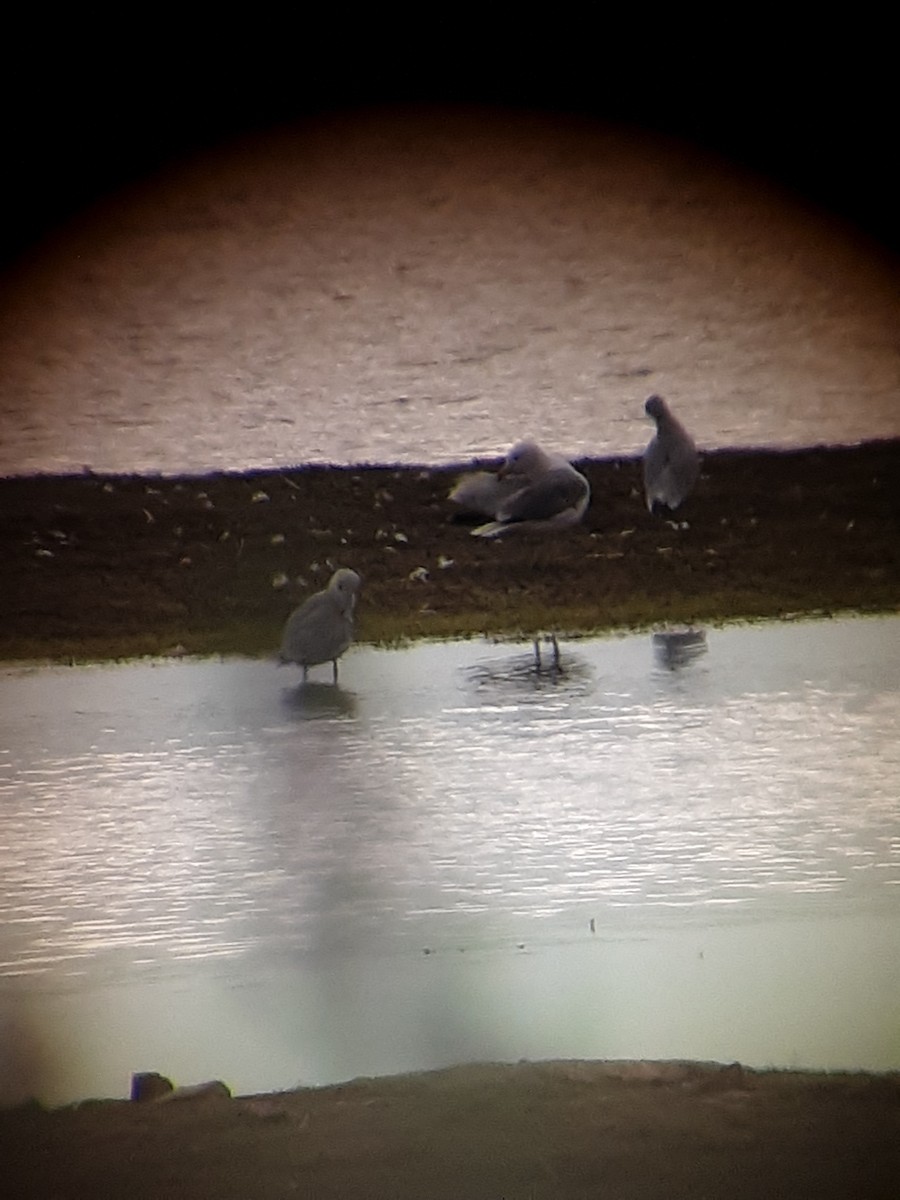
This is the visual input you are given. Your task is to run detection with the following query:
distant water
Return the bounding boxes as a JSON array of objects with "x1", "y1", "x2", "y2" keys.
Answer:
[{"x1": 1, "y1": 109, "x2": 899, "y2": 477}]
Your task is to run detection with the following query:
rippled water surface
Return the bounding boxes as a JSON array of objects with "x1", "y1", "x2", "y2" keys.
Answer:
[
  {"x1": 2, "y1": 112, "x2": 899, "y2": 476},
  {"x1": 1, "y1": 616, "x2": 899, "y2": 1103}
]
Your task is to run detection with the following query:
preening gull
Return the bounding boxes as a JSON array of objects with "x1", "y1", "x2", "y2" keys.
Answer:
[
  {"x1": 447, "y1": 470, "x2": 523, "y2": 520},
  {"x1": 278, "y1": 567, "x2": 362, "y2": 682},
  {"x1": 642, "y1": 395, "x2": 700, "y2": 512},
  {"x1": 468, "y1": 440, "x2": 591, "y2": 539}
]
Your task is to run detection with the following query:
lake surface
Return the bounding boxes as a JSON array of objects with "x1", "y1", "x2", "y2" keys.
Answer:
[
  {"x1": 2, "y1": 110, "x2": 899, "y2": 477},
  {"x1": 1, "y1": 615, "x2": 898, "y2": 1105}
]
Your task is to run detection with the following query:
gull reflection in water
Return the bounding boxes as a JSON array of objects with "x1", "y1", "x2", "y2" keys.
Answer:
[
  {"x1": 652, "y1": 627, "x2": 708, "y2": 671},
  {"x1": 463, "y1": 640, "x2": 595, "y2": 702},
  {"x1": 281, "y1": 680, "x2": 359, "y2": 720},
  {"x1": 531, "y1": 633, "x2": 562, "y2": 671}
]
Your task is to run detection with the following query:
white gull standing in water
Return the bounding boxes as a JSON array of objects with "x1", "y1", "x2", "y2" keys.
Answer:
[
  {"x1": 278, "y1": 567, "x2": 362, "y2": 682},
  {"x1": 466, "y1": 440, "x2": 591, "y2": 539},
  {"x1": 642, "y1": 395, "x2": 700, "y2": 512}
]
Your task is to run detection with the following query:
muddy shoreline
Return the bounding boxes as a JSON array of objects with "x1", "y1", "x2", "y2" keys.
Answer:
[
  {"x1": 3, "y1": 1059, "x2": 899, "y2": 1198},
  {"x1": 1, "y1": 440, "x2": 898, "y2": 664}
]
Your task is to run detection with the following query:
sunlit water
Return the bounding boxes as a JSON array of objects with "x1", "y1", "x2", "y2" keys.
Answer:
[
  {"x1": 1, "y1": 615, "x2": 898, "y2": 1104},
  {"x1": 2, "y1": 111, "x2": 899, "y2": 476}
]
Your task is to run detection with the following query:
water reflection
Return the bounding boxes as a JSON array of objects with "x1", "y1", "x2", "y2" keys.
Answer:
[
  {"x1": 1, "y1": 616, "x2": 899, "y2": 1103},
  {"x1": 652, "y1": 627, "x2": 708, "y2": 671},
  {"x1": 462, "y1": 643, "x2": 596, "y2": 701},
  {"x1": 281, "y1": 680, "x2": 359, "y2": 721}
]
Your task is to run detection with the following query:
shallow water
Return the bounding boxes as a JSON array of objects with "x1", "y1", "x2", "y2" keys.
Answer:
[
  {"x1": 1, "y1": 616, "x2": 898, "y2": 1104},
  {"x1": 2, "y1": 112, "x2": 899, "y2": 476}
]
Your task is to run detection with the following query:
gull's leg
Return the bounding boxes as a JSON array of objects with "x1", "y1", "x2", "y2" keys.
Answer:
[{"x1": 532, "y1": 638, "x2": 542, "y2": 669}]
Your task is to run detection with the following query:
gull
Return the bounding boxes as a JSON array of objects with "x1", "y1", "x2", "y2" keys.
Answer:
[
  {"x1": 278, "y1": 568, "x2": 361, "y2": 683},
  {"x1": 467, "y1": 440, "x2": 591, "y2": 539},
  {"x1": 642, "y1": 395, "x2": 700, "y2": 512},
  {"x1": 447, "y1": 470, "x2": 523, "y2": 520}
]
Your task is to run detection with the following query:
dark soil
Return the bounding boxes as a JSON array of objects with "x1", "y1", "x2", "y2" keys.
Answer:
[
  {"x1": 3, "y1": 1060, "x2": 899, "y2": 1199},
  {"x1": 2, "y1": 440, "x2": 898, "y2": 663}
]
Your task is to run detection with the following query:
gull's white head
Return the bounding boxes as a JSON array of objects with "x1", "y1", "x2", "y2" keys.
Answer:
[
  {"x1": 329, "y1": 568, "x2": 362, "y2": 610},
  {"x1": 645, "y1": 395, "x2": 669, "y2": 421},
  {"x1": 498, "y1": 440, "x2": 548, "y2": 479}
]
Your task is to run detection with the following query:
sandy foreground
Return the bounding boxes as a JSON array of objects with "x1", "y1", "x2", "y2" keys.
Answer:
[{"x1": 2, "y1": 1059, "x2": 900, "y2": 1198}]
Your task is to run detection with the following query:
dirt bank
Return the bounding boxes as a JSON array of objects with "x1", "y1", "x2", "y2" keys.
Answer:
[
  {"x1": 2, "y1": 1060, "x2": 899, "y2": 1199},
  {"x1": 2, "y1": 440, "x2": 898, "y2": 663}
]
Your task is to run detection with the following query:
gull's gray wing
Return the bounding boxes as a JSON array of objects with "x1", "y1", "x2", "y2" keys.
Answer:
[
  {"x1": 279, "y1": 592, "x2": 352, "y2": 666},
  {"x1": 496, "y1": 467, "x2": 588, "y2": 525},
  {"x1": 643, "y1": 427, "x2": 699, "y2": 510},
  {"x1": 448, "y1": 471, "x2": 523, "y2": 518}
]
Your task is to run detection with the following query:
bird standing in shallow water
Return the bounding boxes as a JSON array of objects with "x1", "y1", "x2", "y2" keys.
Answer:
[
  {"x1": 469, "y1": 440, "x2": 591, "y2": 538},
  {"x1": 642, "y1": 394, "x2": 700, "y2": 513},
  {"x1": 278, "y1": 568, "x2": 362, "y2": 683}
]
